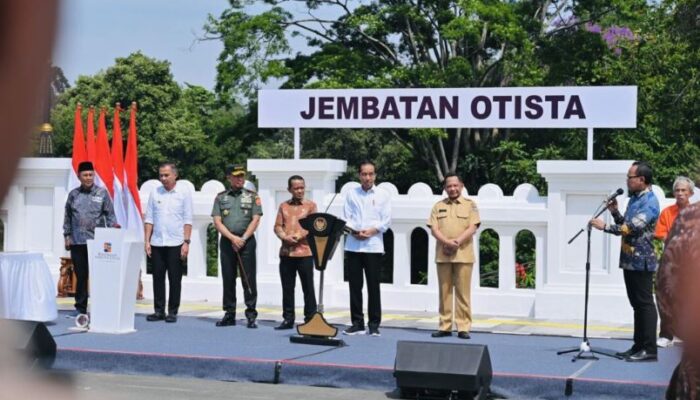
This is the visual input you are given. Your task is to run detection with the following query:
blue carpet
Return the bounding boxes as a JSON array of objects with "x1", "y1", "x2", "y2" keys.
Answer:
[{"x1": 48, "y1": 311, "x2": 679, "y2": 399}]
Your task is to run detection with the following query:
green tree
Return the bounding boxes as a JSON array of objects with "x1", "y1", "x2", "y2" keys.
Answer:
[
  {"x1": 50, "y1": 52, "x2": 228, "y2": 187},
  {"x1": 204, "y1": 0, "x2": 664, "y2": 193}
]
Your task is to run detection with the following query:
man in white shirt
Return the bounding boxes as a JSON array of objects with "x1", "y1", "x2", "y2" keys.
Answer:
[
  {"x1": 343, "y1": 161, "x2": 391, "y2": 337},
  {"x1": 144, "y1": 162, "x2": 193, "y2": 323}
]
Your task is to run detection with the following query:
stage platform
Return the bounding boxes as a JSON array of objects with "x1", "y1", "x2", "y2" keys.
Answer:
[{"x1": 49, "y1": 311, "x2": 680, "y2": 399}]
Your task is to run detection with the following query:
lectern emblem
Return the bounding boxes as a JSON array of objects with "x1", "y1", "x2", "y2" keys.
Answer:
[
  {"x1": 103, "y1": 242, "x2": 112, "y2": 253},
  {"x1": 313, "y1": 217, "x2": 327, "y2": 232}
]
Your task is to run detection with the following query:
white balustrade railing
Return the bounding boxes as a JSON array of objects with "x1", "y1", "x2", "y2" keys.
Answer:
[{"x1": 2, "y1": 158, "x2": 698, "y2": 323}]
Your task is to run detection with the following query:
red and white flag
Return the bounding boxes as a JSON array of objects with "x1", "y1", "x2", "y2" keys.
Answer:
[
  {"x1": 124, "y1": 102, "x2": 143, "y2": 240},
  {"x1": 85, "y1": 106, "x2": 97, "y2": 163},
  {"x1": 111, "y1": 104, "x2": 128, "y2": 227},
  {"x1": 95, "y1": 107, "x2": 115, "y2": 198},
  {"x1": 68, "y1": 103, "x2": 87, "y2": 189},
  {"x1": 84, "y1": 106, "x2": 106, "y2": 189}
]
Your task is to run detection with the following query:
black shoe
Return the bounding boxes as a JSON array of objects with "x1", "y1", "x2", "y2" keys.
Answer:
[
  {"x1": 146, "y1": 313, "x2": 165, "y2": 322},
  {"x1": 247, "y1": 319, "x2": 258, "y2": 329},
  {"x1": 342, "y1": 325, "x2": 366, "y2": 335},
  {"x1": 615, "y1": 346, "x2": 640, "y2": 358},
  {"x1": 431, "y1": 330, "x2": 452, "y2": 338},
  {"x1": 165, "y1": 314, "x2": 177, "y2": 323},
  {"x1": 626, "y1": 350, "x2": 658, "y2": 362},
  {"x1": 369, "y1": 327, "x2": 381, "y2": 337},
  {"x1": 274, "y1": 320, "x2": 294, "y2": 330},
  {"x1": 216, "y1": 313, "x2": 236, "y2": 327},
  {"x1": 458, "y1": 331, "x2": 471, "y2": 340}
]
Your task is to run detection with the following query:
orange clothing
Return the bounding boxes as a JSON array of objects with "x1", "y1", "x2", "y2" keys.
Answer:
[
  {"x1": 274, "y1": 199, "x2": 317, "y2": 257},
  {"x1": 655, "y1": 204, "x2": 680, "y2": 241}
]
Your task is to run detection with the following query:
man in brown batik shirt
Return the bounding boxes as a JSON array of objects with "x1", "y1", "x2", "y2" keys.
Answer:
[{"x1": 273, "y1": 175, "x2": 318, "y2": 329}]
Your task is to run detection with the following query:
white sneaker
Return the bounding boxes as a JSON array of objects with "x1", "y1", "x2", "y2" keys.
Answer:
[{"x1": 657, "y1": 337, "x2": 672, "y2": 348}]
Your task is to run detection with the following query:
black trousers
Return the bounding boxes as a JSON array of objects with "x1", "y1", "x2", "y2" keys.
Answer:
[
  {"x1": 70, "y1": 244, "x2": 89, "y2": 314},
  {"x1": 279, "y1": 256, "x2": 317, "y2": 322},
  {"x1": 151, "y1": 245, "x2": 183, "y2": 315},
  {"x1": 346, "y1": 251, "x2": 382, "y2": 329},
  {"x1": 623, "y1": 269, "x2": 658, "y2": 354},
  {"x1": 220, "y1": 236, "x2": 257, "y2": 320}
]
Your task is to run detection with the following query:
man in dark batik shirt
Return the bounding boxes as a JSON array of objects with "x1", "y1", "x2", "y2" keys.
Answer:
[
  {"x1": 63, "y1": 161, "x2": 117, "y2": 316},
  {"x1": 591, "y1": 161, "x2": 660, "y2": 362}
]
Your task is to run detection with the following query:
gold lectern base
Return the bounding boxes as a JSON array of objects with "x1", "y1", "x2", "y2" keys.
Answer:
[{"x1": 290, "y1": 312, "x2": 345, "y2": 347}]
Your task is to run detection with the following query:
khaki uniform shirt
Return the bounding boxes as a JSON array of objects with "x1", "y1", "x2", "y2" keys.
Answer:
[
  {"x1": 275, "y1": 199, "x2": 317, "y2": 257},
  {"x1": 427, "y1": 196, "x2": 481, "y2": 263},
  {"x1": 211, "y1": 188, "x2": 263, "y2": 235}
]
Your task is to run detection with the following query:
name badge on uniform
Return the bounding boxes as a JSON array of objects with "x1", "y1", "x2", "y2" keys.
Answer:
[
  {"x1": 91, "y1": 196, "x2": 104, "y2": 203},
  {"x1": 241, "y1": 192, "x2": 253, "y2": 210}
]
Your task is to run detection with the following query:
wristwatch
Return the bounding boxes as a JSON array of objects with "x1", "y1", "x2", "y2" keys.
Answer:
[{"x1": 183, "y1": 239, "x2": 191, "y2": 244}]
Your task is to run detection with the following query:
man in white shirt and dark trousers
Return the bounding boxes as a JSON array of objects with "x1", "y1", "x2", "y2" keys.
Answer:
[
  {"x1": 144, "y1": 162, "x2": 193, "y2": 323},
  {"x1": 343, "y1": 161, "x2": 391, "y2": 337}
]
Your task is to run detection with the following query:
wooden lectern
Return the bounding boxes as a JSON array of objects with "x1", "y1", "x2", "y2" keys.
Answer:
[{"x1": 291, "y1": 213, "x2": 347, "y2": 346}]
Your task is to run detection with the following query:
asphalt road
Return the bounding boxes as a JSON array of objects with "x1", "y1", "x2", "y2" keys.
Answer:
[{"x1": 60, "y1": 371, "x2": 396, "y2": 400}]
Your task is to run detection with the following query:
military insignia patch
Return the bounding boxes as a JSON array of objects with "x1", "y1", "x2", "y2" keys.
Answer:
[{"x1": 223, "y1": 209, "x2": 230, "y2": 216}]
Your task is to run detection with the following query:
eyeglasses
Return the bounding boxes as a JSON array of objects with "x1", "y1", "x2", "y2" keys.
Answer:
[{"x1": 626, "y1": 175, "x2": 640, "y2": 180}]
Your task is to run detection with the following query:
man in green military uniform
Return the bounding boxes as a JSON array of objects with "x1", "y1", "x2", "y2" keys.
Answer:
[{"x1": 211, "y1": 164, "x2": 263, "y2": 328}]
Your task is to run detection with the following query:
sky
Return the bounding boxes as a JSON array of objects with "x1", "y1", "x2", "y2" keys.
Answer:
[
  {"x1": 53, "y1": 0, "x2": 325, "y2": 92},
  {"x1": 54, "y1": 0, "x2": 229, "y2": 90}
]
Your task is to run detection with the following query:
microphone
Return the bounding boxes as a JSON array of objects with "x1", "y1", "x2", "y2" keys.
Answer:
[{"x1": 605, "y1": 188, "x2": 624, "y2": 203}]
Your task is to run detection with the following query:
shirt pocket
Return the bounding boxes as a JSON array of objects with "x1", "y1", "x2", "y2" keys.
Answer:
[
  {"x1": 456, "y1": 210, "x2": 471, "y2": 228},
  {"x1": 218, "y1": 200, "x2": 231, "y2": 216}
]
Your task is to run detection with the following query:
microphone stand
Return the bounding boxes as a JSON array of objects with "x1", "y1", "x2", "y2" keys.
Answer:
[{"x1": 557, "y1": 199, "x2": 623, "y2": 362}]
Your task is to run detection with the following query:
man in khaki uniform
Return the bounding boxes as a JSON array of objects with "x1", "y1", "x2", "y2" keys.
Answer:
[{"x1": 427, "y1": 173, "x2": 480, "y2": 339}]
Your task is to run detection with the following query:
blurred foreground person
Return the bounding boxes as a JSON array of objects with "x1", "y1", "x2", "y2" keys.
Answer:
[
  {"x1": 0, "y1": 1, "x2": 78, "y2": 400},
  {"x1": 655, "y1": 176, "x2": 694, "y2": 348},
  {"x1": 658, "y1": 202, "x2": 700, "y2": 399}
]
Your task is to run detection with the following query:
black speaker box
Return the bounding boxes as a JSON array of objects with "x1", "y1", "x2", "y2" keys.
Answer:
[
  {"x1": 394, "y1": 340, "x2": 492, "y2": 400},
  {"x1": 1, "y1": 319, "x2": 57, "y2": 369}
]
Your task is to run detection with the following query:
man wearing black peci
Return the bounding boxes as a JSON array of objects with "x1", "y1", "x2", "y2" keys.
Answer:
[{"x1": 63, "y1": 161, "x2": 118, "y2": 317}]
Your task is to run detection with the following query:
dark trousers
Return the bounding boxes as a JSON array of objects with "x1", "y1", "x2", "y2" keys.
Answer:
[
  {"x1": 346, "y1": 251, "x2": 382, "y2": 329},
  {"x1": 623, "y1": 269, "x2": 658, "y2": 354},
  {"x1": 220, "y1": 236, "x2": 257, "y2": 320},
  {"x1": 151, "y1": 245, "x2": 183, "y2": 315},
  {"x1": 70, "y1": 245, "x2": 89, "y2": 314},
  {"x1": 279, "y1": 256, "x2": 317, "y2": 322}
]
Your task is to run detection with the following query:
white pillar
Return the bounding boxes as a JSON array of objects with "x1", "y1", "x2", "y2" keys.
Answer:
[
  {"x1": 187, "y1": 218, "x2": 210, "y2": 278},
  {"x1": 586, "y1": 127, "x2": 594, "y2": 161},
  {"x1": 536, "y1": 160, "x2": 634, "y2": 322},
  {"x1": 293, "y1": 127, "x2": 301, "y2": 160}
]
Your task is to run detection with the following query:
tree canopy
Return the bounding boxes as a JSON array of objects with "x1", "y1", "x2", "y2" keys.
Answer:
[
  {"x1": 203, "y1": 0, "x2": 699, "y2": 193},
  {"x1": 48, "y1": 1, "x2": 700, "y2": 195}
]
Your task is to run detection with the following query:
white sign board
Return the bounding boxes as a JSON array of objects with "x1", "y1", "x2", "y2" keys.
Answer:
[{"x1": 258, "y1": 86, "x2": 637, "y2": 129}]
